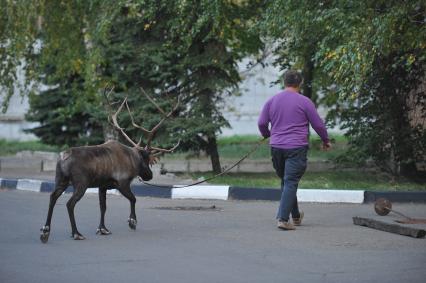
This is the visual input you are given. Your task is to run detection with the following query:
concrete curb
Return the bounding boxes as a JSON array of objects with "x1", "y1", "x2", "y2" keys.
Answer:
[{"x1": 1, "y1": 177, "x2": 425, "y2": 203}]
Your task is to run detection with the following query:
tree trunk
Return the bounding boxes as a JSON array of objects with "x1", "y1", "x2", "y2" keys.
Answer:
[
  {"x1": 302, "y1": 52, "x2": 315, "y2": 139},
  {"x1": 302, "y1": 53, "x2": 314, "y2": 101},
  {"x1": 207, "y1": 135, "x2": 221, "y2": 174},
  {"x1": 387, "y1": 67, "x2": 424, "y2": 180},
  {"x1": 198, "y1": 83, "x2": 222, "y2": 174},
  {"x1": 400, "y1": 162, "x2": 425, "y2": 180}
]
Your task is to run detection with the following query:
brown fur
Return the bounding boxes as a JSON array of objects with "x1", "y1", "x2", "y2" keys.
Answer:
[{"x1": 40, "y1": 140, "x2": 152, "y2": 242}]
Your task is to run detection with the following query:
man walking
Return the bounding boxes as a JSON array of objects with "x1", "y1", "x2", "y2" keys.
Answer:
[{"x1": 258, "y1": 70, "x2": 331, "y2": 230}]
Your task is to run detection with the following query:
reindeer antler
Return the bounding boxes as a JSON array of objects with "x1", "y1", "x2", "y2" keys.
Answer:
[
  {"x1": 111, "y1": 97, "x2": 142, "y2": 148},
  {"x1": 102, "y1": 84, "x2": 116, "y2": 125},
  {"x1": 150, "y1": 140, "x2": 181, "y2": 156},
  {"x1": 139, "y1": 87, "x2": 181, "y2": 149},
  {"x1": 107, "y1": 87, "x2": 180, "y2": 154}
]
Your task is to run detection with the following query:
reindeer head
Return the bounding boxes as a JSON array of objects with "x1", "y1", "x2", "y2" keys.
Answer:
[
  {"x1": 138, "y1": 149, "x2": 153, "y2": 181},
  {"x1": 107, "y1": 87, "x2": 180, "y2": 181}
]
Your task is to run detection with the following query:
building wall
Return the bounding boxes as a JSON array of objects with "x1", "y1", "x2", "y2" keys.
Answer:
[
  {"x1": 0, "y1": 93, "x2": 39, "y2": 141},
  {"x1": 221, "y1": 57, "x2": 282, "y2": 136}
]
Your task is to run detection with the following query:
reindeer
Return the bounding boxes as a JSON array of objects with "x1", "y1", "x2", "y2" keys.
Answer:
[{"x1": 40, "y1": 90, "x2": 179, "y2": 243}]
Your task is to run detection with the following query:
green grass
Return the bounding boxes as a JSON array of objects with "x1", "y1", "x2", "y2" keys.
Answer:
[
  {"x1": 217, "y1": 135, "x2": 264, "y2": 145},
  {"x1": 216, "y1": 140, "x2": 346, "y2": 161},
  {"x1": 0, "y1": 139, "x2": 59, "y2": 156},
  {"x1": 167, "y1": 133, "x2": 348, "y2": 161},
  {"x1": 180, "y1": 171, "x2": 426, "y2": 191},
  {"x1": 0, "y1": 134, "x2": 347, "y2": 159}
]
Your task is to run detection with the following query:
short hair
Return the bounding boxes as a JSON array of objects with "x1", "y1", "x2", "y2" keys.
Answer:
[{"x1": 283, "y1": 70, "x2": 303, "y2": 87}]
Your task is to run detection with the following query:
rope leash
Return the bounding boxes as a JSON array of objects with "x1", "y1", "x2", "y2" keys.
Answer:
[{"x1": 141, "y1": 137, "x2": 268, "y2": 189}]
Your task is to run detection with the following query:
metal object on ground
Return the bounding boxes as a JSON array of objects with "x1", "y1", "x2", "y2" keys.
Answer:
[
  {"x1": 374, "y1": 198, "x2": 412, "y2": 219},
  {"x1": 151, "y1": 205, "x2": 221, "y2": 211},
  {"x1": 374, "y1": 198, "x2": 392, "y2": 216},
  {"x1": 395, "y1": 218, "x2": 426, "y2": 224},
  {"x1": 374, "y1": 198, "x2": 426, "y2": 224}
]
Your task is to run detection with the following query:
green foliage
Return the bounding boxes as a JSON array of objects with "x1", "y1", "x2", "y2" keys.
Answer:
[
  {"x1": 1, "y1": 0, "x2": 116, "y2": 145},
  {"x1": 0, "y1": 0, "x2": 114, "y2": 110},
  {"x1": 95, "y1": 0, "x2": 263, "y2": 172},
  {"x1": 0, "y1": 0, "x2": 39, "y2": 109},
  {"x1": 260, "y1": 0, "x2": 426, "y2": 178},
  {"x1": 259, "y1": 0, "x2": 336, "y2": 102},
  {"x1": 0, "y1": 0, "x2": 263, "y2": 173},
  {"x1": 25, "y1": 75, "x2": 105, "y2": 147},
  {"x1": 338, "y1": 52, "x2": 425, "y2": 175},
  {"x1": 316, "y1": 1, "x2": 426, "y2": 177},
  {"x1": 4, "y1": 1, "x2": 423, "y2": 178}
]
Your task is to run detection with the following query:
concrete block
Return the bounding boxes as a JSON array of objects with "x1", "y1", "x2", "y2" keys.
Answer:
[
  {"x1": 1, "y1": 158, "x2": 42, "y2": 171},
  {"x1": 41, "y1": 160, "x2": 57, "y2": 171},
  {"x1": 161, "y1": 160, "x2": 189, "y2": 172},
  {"x1": 188, "y1": 160, "x2": 212, "y2": 172},
  {"x1": 237, "y1": 160, "x2": 273, "y2": 173},
  {"x1": 306, "y1": 161, "x2": 334, "y2": 172}
]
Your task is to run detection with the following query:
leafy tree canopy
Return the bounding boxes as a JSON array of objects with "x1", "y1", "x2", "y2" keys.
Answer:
[
  {"x1": 1, "y1": 0, "x2": 263, "y2": 173},
  {"x1": 260, "y1": 0, "x2": 426, "y2": 178}
]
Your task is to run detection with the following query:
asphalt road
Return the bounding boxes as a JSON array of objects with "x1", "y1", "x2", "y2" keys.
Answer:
[{"x1": 0, "y1": 190, "x2": 425, "y2": 283}]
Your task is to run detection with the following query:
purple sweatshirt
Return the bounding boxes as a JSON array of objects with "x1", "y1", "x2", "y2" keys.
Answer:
[{"x1": 258, "y1": 89, "x2": 329, "y2": 149}]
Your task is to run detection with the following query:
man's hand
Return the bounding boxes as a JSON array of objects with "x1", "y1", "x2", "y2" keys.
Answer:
[{"x1": 321, "y1": 141, "x2": 332, "y2": 151}]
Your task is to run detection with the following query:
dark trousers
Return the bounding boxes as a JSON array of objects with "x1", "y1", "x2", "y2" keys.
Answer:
[{"x1": 271, "y1": 146, "x2": 308, "y2": 221}]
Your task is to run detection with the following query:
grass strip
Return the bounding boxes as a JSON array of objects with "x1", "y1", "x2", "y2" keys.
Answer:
[
  {"x1": 0, "y1": 139, "x2": 59, "y2": 156},
  {"x1": 181, "y1": 172, "x2": 426, "y2": 191}
]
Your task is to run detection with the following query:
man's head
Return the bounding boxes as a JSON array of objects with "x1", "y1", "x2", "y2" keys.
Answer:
[{"x1": 283, "y1": 70, "x2": 303, "y2": 89}]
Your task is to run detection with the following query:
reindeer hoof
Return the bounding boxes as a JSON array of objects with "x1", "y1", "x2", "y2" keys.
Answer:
[
  {"x1": 128, "y1": 218, "x2": 137, "y2": 230},
  {"x1": 96, "y1": 228, "x2": 111, "y2": 235},
  {"x1": 40, "y1": 226, "x2": 50, "y2": 243},
  {"x1": 72, "y1": 233, "x2": 86, "y2": 240}
]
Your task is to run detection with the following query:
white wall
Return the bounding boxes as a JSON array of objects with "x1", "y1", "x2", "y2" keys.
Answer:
[
  {"x1": 221, "y1": 57, "x2": 282, "y2": 136},
  {"x1": 0, "y1": 92, "x2": 39, "y2": 141}
]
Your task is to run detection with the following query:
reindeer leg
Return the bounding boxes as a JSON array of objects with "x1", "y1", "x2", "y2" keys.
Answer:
[
  {"x1": 40, "y1": 174, "x2": 69, "y2": 243},
  {"x1": 118, "y1": 182, "x2": 137, "y2": 230},
  {"x1": 96, "y1": 187, "x2": 111, "y2": 235},
  {"x1": 66, "y1": 184, "x2": 87, "y2": 240}
]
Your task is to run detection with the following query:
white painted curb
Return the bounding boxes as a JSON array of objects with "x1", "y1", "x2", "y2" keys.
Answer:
[
  {"x1": 86, "y1": 188, "x2": 121, "y2": 195},
  {"x1": 172, "y1": 185, "x2": 230, "y2": 200},
  {"x1": 298, "y1": 189, "x2": 364, "y2": 203},
  {"x1": 16, "y1": 179, "x2": 44, "y2": 192}
]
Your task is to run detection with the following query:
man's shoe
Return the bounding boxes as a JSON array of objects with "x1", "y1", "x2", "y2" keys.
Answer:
[
  {"x1": 293, "y1": 211, "x2": 304, "y2": 226},
  {"x1": 277, "y1": 220, "x2": 296, "y2": 230}
]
